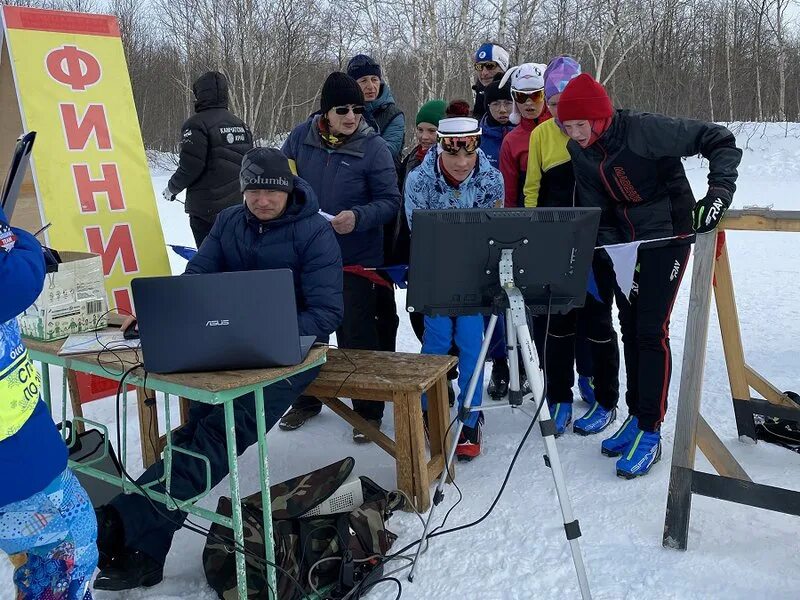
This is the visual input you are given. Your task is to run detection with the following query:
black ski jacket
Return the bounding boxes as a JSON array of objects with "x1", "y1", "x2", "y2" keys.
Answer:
[
  {"x1": 568, "y1": 110, "x2": 742, "y2": 245},
  {"x1": 167, "y1": 72, "x2": 253, "y2": 220}
]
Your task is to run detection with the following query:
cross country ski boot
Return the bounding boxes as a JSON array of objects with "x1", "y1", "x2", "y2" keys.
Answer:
[
  {"x1": 616, "y1": 428, "x2": 662, "y2": 479},
  {"x1": 487, "y1": 357, "x2": 509, "y2": 401}
]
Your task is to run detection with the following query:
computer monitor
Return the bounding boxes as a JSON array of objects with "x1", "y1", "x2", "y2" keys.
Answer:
[{"x1": 406, "y1": 208, "x2": 601, "y2": 317}]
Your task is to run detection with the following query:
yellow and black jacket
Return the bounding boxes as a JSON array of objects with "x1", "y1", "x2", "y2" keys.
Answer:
[{"x1": 523, "y1": 118, "x2": 575, "y2": 208}]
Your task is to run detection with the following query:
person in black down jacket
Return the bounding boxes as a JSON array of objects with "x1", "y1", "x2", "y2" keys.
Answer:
[
  {"x1": 558, "y1": 73, "x2": 742, "y2": 479},
  {"x1": 279, "y1": 72, "x2": 400, "y2": 441},
  {"x1": 162, "y1": 71, "x2": 253, "y2": 247},
  {"x1": 94, "y1": 148, "x2": 343, "y2": 591}
]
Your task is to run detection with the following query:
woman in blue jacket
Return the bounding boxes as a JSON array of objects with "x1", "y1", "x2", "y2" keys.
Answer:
[
  {"x1": 347, "y1": 54, "x2": 406, "y2": 159},
  {"x1": 280, "y1": 72, "x2": 401, "y2": 441},
  {"x1": 0, "y1": 207, "x2": 97, "y2": 599}
]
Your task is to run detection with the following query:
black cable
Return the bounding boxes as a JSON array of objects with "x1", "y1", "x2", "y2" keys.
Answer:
[{"x1": 348, "y1": 293, "x2": 554, "y2": 598}]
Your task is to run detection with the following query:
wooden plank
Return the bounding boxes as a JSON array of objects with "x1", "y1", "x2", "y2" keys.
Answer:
[
  {"x1": 404, "y1": 391, "x2": 431, "y2": 512},
  {"x1": 712, "y1": 236, "x2": 751, "y2": 404},
  {"x1": 426, "y1": 375, "x2": 454, "y2": 483},
  {"x1": 744, "y1": 364, "x2": 798, "y2": 408},
  {"x1": 136, "y1": 387, "x2": 159, "y2": 468},
  {"x1": 696, "y1": 416, "x2": 752, "y2": 482},
  {"x1": 663, "y1": 231, "x2": 717, "y2": 549},
  {"x1": 392, "y1": 393, "x2": 416, "y2": 510},
  {"x1": 1, "y1": 41, "x2": 43, "y2": 235},
  {"x1": 305, "y1": 350, "x2": 457, "y2": 393},
  {"x1": 427, "y1": 455, "x2": 445, "y2": 483},
  {"x1": 65, "y1": 369, "x2": 85, "y2": 434},
  {"x1": 318, "y1": 397, "x2": 396, "y2": 457},
  {"x1": 721, "y1": 210, "x2": 800, "y2": 232},
  {"x1": 307, "y1": 383, "x2": 395, "y2": 402}
]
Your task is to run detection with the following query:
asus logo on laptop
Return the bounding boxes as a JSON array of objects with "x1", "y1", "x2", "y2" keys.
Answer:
[{"x1": 206, "y1": 319, "x2": 230, "y2": 327}]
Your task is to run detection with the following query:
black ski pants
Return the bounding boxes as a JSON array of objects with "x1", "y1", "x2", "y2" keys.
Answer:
[{"x1": 593, "y1": 244, "x2": 690, "y2": 432}]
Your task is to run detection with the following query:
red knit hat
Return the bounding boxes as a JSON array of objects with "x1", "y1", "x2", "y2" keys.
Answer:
[{"x1": 557, "y1": 73, "x2": 614, "y2": 122}]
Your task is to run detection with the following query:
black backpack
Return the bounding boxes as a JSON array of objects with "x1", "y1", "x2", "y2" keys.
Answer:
[{"x1": 202, "y1": 458, "x2": 401, "y2": 599}]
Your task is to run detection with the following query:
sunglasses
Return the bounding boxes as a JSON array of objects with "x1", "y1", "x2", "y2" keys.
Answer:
[
  {"x1": 333, "y1": 105, "x2": 365, "y2": 115},
  {"x1": 474, "y1": 62, "x2": 499, "y2": 72},
  {"x1": 439, "y1": 134, "x2": 481, "y2": 155},
  {"x1": 511, "y1": 89, "x2": 545, "y2": 104}
]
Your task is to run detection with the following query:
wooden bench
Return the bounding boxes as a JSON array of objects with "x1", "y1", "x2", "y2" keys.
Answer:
[{"x1": 305, "y1": 349, "x2": 457, "y2": 512}]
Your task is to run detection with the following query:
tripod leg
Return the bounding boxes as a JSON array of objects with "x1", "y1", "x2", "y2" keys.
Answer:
[
  {"x1": 408, "y1": 314, "x2": 497, "y2": 582},
  {"x1": 506, "y1": 308, "x2": 524, "y2": 406},
  {"x1": 517, "y1": 324, "x2": 593, "y2": 600}
]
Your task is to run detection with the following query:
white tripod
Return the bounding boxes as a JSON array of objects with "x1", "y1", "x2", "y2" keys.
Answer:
[{"x1": 407, "y1": 249, "x2": 592, "y2": 600}]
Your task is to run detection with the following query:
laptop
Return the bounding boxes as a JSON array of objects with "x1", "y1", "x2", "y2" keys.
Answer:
[{"x1": 131, "y1": 269, "x2": 316, "y2": 374}]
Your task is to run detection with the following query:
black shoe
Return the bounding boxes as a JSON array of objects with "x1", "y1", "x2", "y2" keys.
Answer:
[
  {"x1": 279, "y1": 405, "x2": 321, "y2": 431},
  {"x1": 94, "y1": 549, "x2": 164, "y2": 591},
  {"x1": 447, "y1": 383, "x2": 456, "y2": 407},
  {"x1": 487, "y1": 358, "x2": 509, "y2": 401},
  {"x1": 96, "y1": 505, "x2": 124, "y2": 570},
  {"x1": 353, "y1": 419, "x2": 382, "y2": 444}
]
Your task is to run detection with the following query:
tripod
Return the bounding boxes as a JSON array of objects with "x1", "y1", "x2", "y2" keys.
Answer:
[{"x1": 408, "y1": 249, "x2": 592, "y2": 600}]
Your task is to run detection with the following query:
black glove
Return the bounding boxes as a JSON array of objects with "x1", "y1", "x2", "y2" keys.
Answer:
[{"x1": 693, "y1": 189, "x2": 731, "y2": 234}]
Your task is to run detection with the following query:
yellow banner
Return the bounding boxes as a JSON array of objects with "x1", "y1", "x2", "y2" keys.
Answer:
[{"x1": 1, "y1": 6, "x2": 170, "y2": 313}]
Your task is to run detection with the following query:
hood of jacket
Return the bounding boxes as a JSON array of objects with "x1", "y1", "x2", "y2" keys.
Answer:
[
  {"x1": 193, "y1": 71, "x2": 229, "y2": 112},
  {"x1": 366, "y1": 83, "x2": 397, "y2": 113}
]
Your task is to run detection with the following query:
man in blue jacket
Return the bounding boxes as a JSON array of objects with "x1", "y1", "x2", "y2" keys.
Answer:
[
  {"x1": 279, "y1": 72, "x2": 401, "y2": 441},
  {"x1": 94, "y1": 148, "x2": 343, "y2": 591}
]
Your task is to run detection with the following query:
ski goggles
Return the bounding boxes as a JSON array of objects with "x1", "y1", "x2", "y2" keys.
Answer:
[
  {"x1": 438, "y1": 134, "x2": 481, "y2": 155},
  {"x1": 474, "y1": 61, "x2": 500, "y2": 71},
  {"x1": 511, "y1": 89, "x2": 545, "y2": 104},
  {"x1": 333, "y1": 105, "x2": 366, "y2": 115}
]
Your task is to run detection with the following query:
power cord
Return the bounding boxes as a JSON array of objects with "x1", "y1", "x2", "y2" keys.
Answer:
[{"x1": 347, "y1": 294, "x2": 554, "y2": 599}]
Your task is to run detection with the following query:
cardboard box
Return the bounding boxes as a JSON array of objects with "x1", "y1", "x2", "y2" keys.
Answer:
[{"x1": 19, "y1": 251, "x2": 109, "y2": 341}]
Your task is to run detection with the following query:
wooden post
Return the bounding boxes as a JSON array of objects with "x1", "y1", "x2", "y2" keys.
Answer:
[
  {"x1": 712, "y1": 234, "x2": 756, "y2": 438},
  {"x1": 663, "y1": 231, "x2": 718, "y2": 550},
  {"x1": 65, "y1": 369, "x2": 85, "y2": 434}
]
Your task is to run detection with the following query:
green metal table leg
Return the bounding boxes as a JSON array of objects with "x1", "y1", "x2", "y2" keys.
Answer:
[
  {"x1": 254, "y1": 387, "x2": 278, "y2": 595},
  {"x1": 40, "y1": 362, "x2": 51, "y2": 410},
  {"x1": 224, "y1": 400, "x2": 248, "y2": 600}
]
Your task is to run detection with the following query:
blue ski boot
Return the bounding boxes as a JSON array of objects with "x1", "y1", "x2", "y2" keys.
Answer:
[
  {"x1": 601, "y1": 415, "x2": 639, "y2": 457},
  {"x1": 616, "y1": 428, "x2": 662, "y2": 479},
  {"x1": 573, "y1": 403, "x2": 616, "y2": 436},
  {"x1": 578, "y1": 376, "x2": 595, "y2": 405},
  {"x1": 550, "y1": 402, "x2": 572, "y2": 437}
]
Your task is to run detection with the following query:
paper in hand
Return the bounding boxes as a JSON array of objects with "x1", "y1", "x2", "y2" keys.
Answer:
[{"x1": 318, "y1": 210, "x2": 335, "y2": 222}]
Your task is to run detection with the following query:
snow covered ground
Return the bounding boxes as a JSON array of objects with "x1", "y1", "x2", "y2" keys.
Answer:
[{"x1": 3, "y1": 122, "x2": 800, "y2": 599}]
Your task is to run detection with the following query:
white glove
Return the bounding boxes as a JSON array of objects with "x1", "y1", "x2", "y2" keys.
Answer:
[{"x1": 162, "y1": 187, "x2": 176, "y2": 202}]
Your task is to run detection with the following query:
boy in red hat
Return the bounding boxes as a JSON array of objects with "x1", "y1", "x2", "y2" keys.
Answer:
[{"x1": 559, "y1": 73, "x2": 742, "y2": 478}]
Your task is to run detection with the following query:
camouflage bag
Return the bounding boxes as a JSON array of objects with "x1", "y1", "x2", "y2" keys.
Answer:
[{"x1": 202, "y1": 458, "x2": 400, "y2": 599}]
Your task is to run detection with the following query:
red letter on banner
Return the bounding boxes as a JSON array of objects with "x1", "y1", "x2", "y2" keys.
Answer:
[
  {"x1": 113, "y1": 288, "x2": 133, "y2": 316},
  {"x1": 73, "y1": 164, "x2": 125, "y2": 213},
  {"x1": 60, "y1": 104, "x2": 112, "y2": 150},
  {"x1": 85, "y1": 224, "x2": 139, "y2": 275}
]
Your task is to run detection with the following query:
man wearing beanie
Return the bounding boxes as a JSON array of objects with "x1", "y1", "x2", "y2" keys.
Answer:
[
  {"x1": 472, "y1": 42, "x2": 510, "y2": 120},
  {"x1": 347, "y1": 54, "x2": 406, "y2": 158},
  {"x1": 94, "y1": 147, "x2": 343, "y2": 591},
  {"x1": 280, "y1": 72, "x2": 401, "y2": 439},
  {"x1": 523, "y1": 56, "x2": 621, "y2": 442},
  {"x1": 559, "y1": 73, "x2": 742, "y2": 479},
  {"x1": 404, "y1": 115, "x2": 504, "y2": 460},
  {"x1": 161, "y1": 71, "x2": 253, "y2": 247}
]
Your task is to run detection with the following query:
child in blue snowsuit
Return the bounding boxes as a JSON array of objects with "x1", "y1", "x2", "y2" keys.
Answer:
[
  {"x1": 404, "y1": 116, "x2": 504, "y2": 459},
  {"x1": 0, "y1": 206, "x2": 97, "y2": 599}
]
